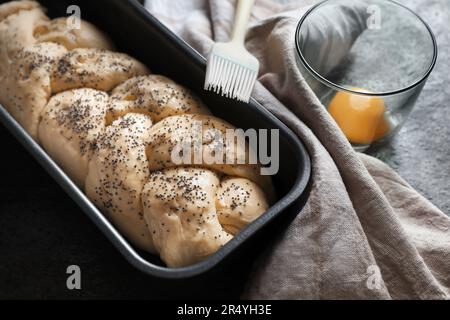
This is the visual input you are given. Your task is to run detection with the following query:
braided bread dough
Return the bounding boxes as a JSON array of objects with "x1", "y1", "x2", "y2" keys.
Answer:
[
  {"x1": 141, "y1": 169, "x2": 270, "y2": 268},
  {"x1": 142, "y1": 168, "x2": 233, "y2": 267},
  {"x1": 86, "y1": 113, "x2": 155, "y2": 252},
  {"x1": 216, "y1": 178, "x2": 269, "y2": 236},
  {"x1": 145, "y1": 114, "x2": 267, "y2": 186},
  {"x1": 39, "y1": 88, "x2": 109, "y2": 187},
  {"x1": 0, "y1": 7, "x2": 48, "y2": 98},
  {"x1": 108, "y1": 75, "x2": 210, "y2": 124},
  {"x1": 51, "y1": 48, "x2": 149, "y2": 94},
  {"x1": 34, "y1": 17, "x2": 114, "y2": 51},
  {"x1": 0, "y1": 2, "x2": 123, "y2": 139},
  {"x1": 0, "y1": 0, "x2": 273, "y2": 268},
  {"x1": 0, "y1": 7, "x2": 47, "y2": 64},
  {"x1": 1, "y1": 42, "x2": 67, "y2": 139},
  {"x1": 0, "y1": 0, "x2": 39, "y2": 22}
]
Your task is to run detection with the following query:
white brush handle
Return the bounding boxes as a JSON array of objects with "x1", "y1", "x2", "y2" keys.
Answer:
[{"x1": 230, "y1": 0, "x2": 256, "y2": 44}]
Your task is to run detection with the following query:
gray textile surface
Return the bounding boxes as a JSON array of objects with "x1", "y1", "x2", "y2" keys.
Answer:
[{"x1": 146, "y1": 0, "x2": 450, "y2": 299}]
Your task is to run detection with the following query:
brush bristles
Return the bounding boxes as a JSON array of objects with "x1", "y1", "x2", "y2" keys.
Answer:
[{"x1": 204, "y1": 54, "x2": 257, "y2": 103}]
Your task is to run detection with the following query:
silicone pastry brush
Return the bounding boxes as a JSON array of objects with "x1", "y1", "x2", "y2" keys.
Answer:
[{"x1": 204, "y1": 0, "x2": 259, "y2": 103}]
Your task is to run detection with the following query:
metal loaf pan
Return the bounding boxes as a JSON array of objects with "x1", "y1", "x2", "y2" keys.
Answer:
[{"x1": 0, "y1": 0, "x2": 311, "y2": 281}]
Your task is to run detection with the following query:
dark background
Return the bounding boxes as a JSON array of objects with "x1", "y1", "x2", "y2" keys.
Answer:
[{"x1": 0, "y1": 125, "x2": 156, "y2": 299}]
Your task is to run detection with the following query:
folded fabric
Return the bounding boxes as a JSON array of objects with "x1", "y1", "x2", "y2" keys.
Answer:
[{"x1": 146, "y1": 0, "x2": 450, "y2": 299}]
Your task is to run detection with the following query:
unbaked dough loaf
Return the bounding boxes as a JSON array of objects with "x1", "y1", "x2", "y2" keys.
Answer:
[
  {"x1": 142, "y1": 168, "x2": 233, "y2": 268},
  {"x1": 86, "y1": 113, "x2": 155, "y2": 252},
  {"x1": 0, "y1": 0, "x2": 39, "y2": 22},
  {"x1": 145, "y1": 114, "x2": 267, "y2": 187},
  {"x1": 0, "y1": 5, "x2": 44, "y2": 54},
  {"x1": 34, "y1": 17, "x2": 114, "y2": 50},
  {"x1": 0, "y1": 2, "x2": 119, "y2": 139},
  {"x1": 0, "y1": 0, "x2": 274, "y2": 268},
  {"x1": 0, "y1": 42, "x2": 67, "y2": 139},
  {"x1": 39, "y1": 88, "x2": 109, "y2": 188},
  {"x1": 216, "y1": 177, "x2": 269, "y2": 235},
  {"x1": 0, "y1": 6, "x2": 47, "y2": 76},
  {"x1": 108, "y1": 75, "x2": 210, "y2": 124},
  {"x1": 51, "y1": 48, "x2": 149, "y2": 94}
]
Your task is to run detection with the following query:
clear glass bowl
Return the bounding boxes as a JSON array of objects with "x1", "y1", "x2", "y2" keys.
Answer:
[{"x1": 295, "y1": 0, "x2": 438, "y2": 151}]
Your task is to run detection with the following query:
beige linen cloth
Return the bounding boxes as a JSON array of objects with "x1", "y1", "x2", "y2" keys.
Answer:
[{"x1": 145, "y1": 0, "x2": 450, "y2": 299}]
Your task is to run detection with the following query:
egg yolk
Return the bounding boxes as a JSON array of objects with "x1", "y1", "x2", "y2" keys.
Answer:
[{"x1": 328, "y1": 88, "x2": 390, "y2": 144}]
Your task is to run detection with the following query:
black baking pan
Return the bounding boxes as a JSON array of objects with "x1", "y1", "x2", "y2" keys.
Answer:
[{"x1": 0, "y1": 0, "x2": 311, "y2": 292}]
